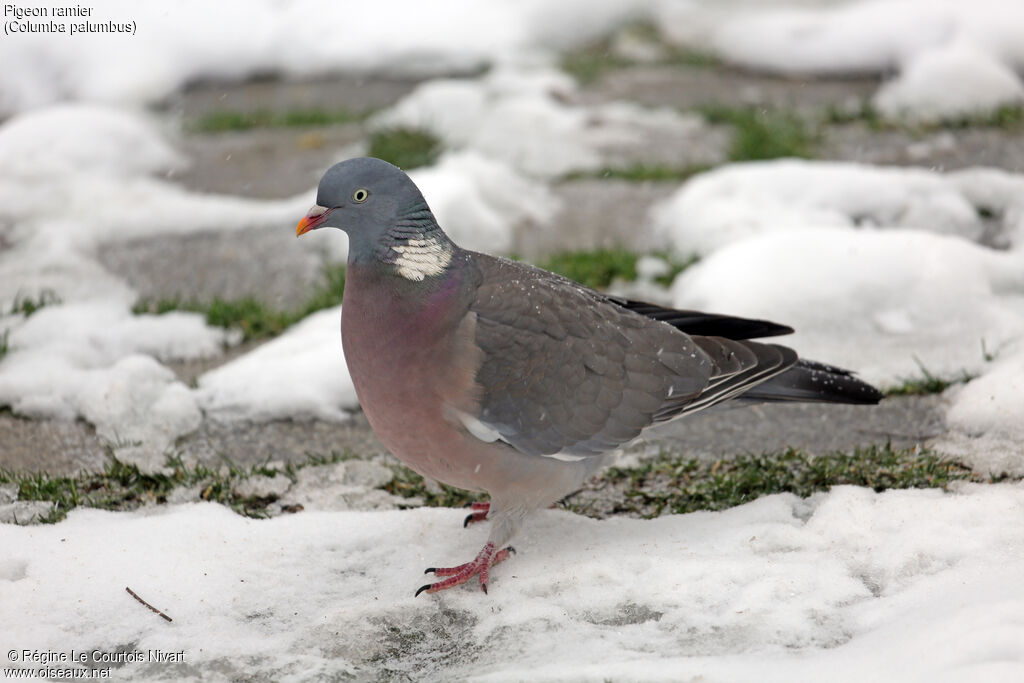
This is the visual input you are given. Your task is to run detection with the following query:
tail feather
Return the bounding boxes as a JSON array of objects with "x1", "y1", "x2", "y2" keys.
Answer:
[
  {"x1": 611, "y1": 297, "x2": 794, "y2": 340},
  {"x1": 738, "y1": 359, "x2": 883, "y2": 405},
  {"x1": 612, "y1": 296, "x2": 883, "y2": 406}
]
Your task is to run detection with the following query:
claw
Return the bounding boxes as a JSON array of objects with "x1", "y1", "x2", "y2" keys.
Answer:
[
  {"x1": 424, "y1": 567, "x2": 437, "y2": 575},
  {"x1": 416, "y1": 541, "x2": 516, "y2": 596},
  {"x1": 415, "y1": 584, "x2": 432, "y2": 598},
  {"x1": 462, "y1": 501, "x2": 491, "y2": 528}
]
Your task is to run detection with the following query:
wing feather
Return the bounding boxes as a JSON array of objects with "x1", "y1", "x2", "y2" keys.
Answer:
[{"x1": 463, "y1": 254, "x2": 800, "y2": 458}]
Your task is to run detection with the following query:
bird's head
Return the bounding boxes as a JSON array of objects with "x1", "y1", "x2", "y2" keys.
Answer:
[
  {"x1": 297, "y1": 157, "x2": 455, "y2": 280},
  {"x1": 297, "y1": 156, "x2": 423, "y2": 236}
]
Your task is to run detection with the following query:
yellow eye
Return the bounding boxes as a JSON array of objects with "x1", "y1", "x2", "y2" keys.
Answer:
[{"x1": 352, "y1": 188, "x2": 369, "y2": 203}]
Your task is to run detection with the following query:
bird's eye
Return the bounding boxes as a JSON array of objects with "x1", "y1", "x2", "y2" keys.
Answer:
[{"x1": 352, "y1": 188, "x2": 369, "y2": 203}]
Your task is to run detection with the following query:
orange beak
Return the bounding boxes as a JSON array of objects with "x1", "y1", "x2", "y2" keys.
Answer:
[{"x1": 296, "y1": 205, "x2": 333, "y2": 236}]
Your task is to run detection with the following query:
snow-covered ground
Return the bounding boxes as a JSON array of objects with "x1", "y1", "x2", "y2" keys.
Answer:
[
  {"x1": 3, "y1": 1, "x2": 1024, "y2": 680},
  {"x1": 370, "y1": 67, "x2": 721, "y2": 177},
  {"x1": 658, "y1": 0, "x2": 1024, "y2": 122},
  {"x1": 0, "y1": 0, "x2": 641, "y2": 114},
  {"x1": 2, "y1": 485, "x2": 1023, "y2": 681}
]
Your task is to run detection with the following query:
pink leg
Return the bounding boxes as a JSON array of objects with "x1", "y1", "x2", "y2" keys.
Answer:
[
  {"x1": 416, "y1": 541, "x2": 516, "y2": 596},
  {"x1": 463, "y1": 501, "x2": 490, "y2": 528}
]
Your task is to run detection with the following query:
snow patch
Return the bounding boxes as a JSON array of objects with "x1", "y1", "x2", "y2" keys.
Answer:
[
  {"x1": 651, "y1": 160, "x2": 1024, "y2": 256},
  {"x1": 657, "y1": 0, "x2": 1024, "y2": 122},
  {"x1": 0, "y1": 105, "x2": 318, "y2": 468},
  {"x1": 195, "y1": 307, "x2": 357, "y2": 423},
  {"x1": 936, "y1": 341, "x2": 1024, "y2": 476},
  {"x1": 410, "y1": 151, "x2": 558, "y2": 253},
  {"x1": 874, "y1": 40, "x2": 1024, "y2": 123},
  {"x1": 0, "y1": 0, "x2": 649, "y2": 115},
  {"x1": 373, "y1": 68, "x2": 716, "y2": 177},
  {"x1": 670, "y1": 228, "x2": 1024, "y2": 390},
  {"x1": 658, "y1": 158, "x2": 1024, "y2": 474},
  {"x1": 2, "y1": 485, "x2": 1023, "y2": 680}
]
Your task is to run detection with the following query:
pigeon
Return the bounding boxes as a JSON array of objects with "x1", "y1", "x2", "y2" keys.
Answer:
[{"x1": 296, "y1": 157, "x2": 883, "y2": 596}]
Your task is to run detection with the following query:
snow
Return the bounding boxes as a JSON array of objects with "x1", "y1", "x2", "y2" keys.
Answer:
[
  {"x1": 874, "y1": 40, "x2": 1024, "y2": 123},
  {"x1": 3, "y1": 3, "x2": 1024, "y2": 678},
  {"x1": 656, "y1": 159, "x2": 1024, "y2": 470},
  {"x1": 0, "y1": 105, "x2": 312, "y2": 469},
  {"x1": 3, "y1": 1, "x2": 1021, "y2": 125},
  {"x1": 196, "y1": 307, "x2": 356, "y2": 423},
  {"x1": 671, "y1": 228, "x2": 1024, "y2": 385},
  {"x1": 0, "y1": 0, "x2": 644, "y2": 115},
  {"x1": 651, "y1": 159, "x2": 1024, "y2": 256},
  {"x1": 657, "y1": 0, "x2": 1024, "y2": 122},
  {"x1": 0, "y1": 104, "x2": 310, "y2": 291},
  {"x1": 0, "y1": 104, "x2": 560, "y2": 461},
  {"x1": 0, "y1": 302, "x2": 221, "y2": 467},
  {"x1": 937, "y1": 340, "x2": 1024, "y2": 476},
  {"x1": 2, "y1": 484, "x2": 1023, "y2": 680},
  {"x1": 409, "y1": 151, "x2": 559, "y2": 252},
  {"x1": 373, "y1": 67, "x2": 715, "y2": 178}
]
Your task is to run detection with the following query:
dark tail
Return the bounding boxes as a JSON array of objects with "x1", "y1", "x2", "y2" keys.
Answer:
[
  {"x1": 738, "y1": 358, "x2": 883, "y2": 405},
  {"x1": 612, "y1": 296, "x2": 884, "y2": 406}
]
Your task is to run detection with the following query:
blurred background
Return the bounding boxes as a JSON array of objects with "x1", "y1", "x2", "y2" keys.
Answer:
[{"x1": 1, "y1": 0, "x2": 1023, "y2": 513}]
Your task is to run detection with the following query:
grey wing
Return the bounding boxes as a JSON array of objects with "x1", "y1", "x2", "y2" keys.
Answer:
[{"x1": 465, "y1": 254, "x2": 795, "y2": 459}]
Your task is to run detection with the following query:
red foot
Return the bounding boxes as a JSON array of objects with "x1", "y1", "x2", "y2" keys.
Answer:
[
  {"x1": 463, "y1": 501, "x2": 490, "y2": 528},
  {"x1": 416, "y1": 541, "x2": 516, "y2": 596}
]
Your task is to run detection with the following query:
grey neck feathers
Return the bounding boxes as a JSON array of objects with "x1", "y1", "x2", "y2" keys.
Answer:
[{"x1": 375, "y1": 201, "x2": 455, "y2": 282}]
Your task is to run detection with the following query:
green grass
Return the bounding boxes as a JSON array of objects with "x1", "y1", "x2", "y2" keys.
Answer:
[
  {"x1": 7, "y1": 443, "x2": 1014, "y2": 526},
  {"x1": 937, "y1": 104, "x2": 1024, "y2": 130},
  {"x1": 651, "y1": 252, "x2": 699, "y2": 287},
  {"x1": 822, "y1": 101, "x2": 886, "y2": 129},
  {"x1": 560, "y1": 22, "x2": 717, "y2": 85},
  {"x1": 367, "y1": 128, "x2": 442, "y2": 170},
  {"x1": 133, "y1": 262, "x2": 346, "y2": 342},
  {"x1": 10, "y1": 289, "x2": 61, "y2": 317},
  {"x1": 701, "y1": 105, "x2": 816, "y2": 161},
  {"x1": 382, "y1": 465, "x2": 481, "y2": 509},
  {"x1": 1, "y1": 290, "x2": 62, "y2": 362},
  {"x1": 563, "y1": 163, "x2": 710, "y2": 183},
  {"x1": 193, "y1": 107, "x2": 368, "y2": 132},
  {"x1": 0, "y1": 450, "x2": 358, "y2": 524},
  {"x1": 984, "y1": 105, "x2": 1024, "y2": 128},
  {"x1": 533, "y1": 248, "x2": 697, "y2": 290},
  {"x1": 561, "y1": 50, "x2": 635, "y2": 86},
  {"x1": 886, "y1": 358, "x2": 976, "y2": 396},
  {"x1": 134, "y1": 297, "x2": 291, "y2": 343},
  {"x1": 536, "y1": 248, "x2": 641, "y2": 289},
  {"x1": 575, "y1": 444, "x2": 998, "y2": 519},
  {"x1": 823, "y1": 101, "x2": 1024, "y2": 132}
]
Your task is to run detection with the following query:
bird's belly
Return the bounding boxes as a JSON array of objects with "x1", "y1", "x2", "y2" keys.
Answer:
[
  {"x1": 340, "y1": 290, "x2": 594, "y2": 506},
  {"x1": 341, "y1": 306, "x2": 484, "y2": 490}
]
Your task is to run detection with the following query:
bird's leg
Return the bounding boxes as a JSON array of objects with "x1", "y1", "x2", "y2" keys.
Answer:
[
  {"x1": 463, "y1": 501, "x2": 490, "y2": 528},
  {"x1": 416, "y1": 541, "x2": 515, "y2": 596},
  {"x1": 463, "y1": 501, "x2": 556, "y2": 529},
  {"x1": 418, "y1": 502, "x2": 521, "y2": 596}
]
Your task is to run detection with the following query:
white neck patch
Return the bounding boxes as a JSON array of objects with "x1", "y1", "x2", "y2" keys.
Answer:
[{"x1": 391, "y1": 235, "x2": 453, "y2": 281}]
